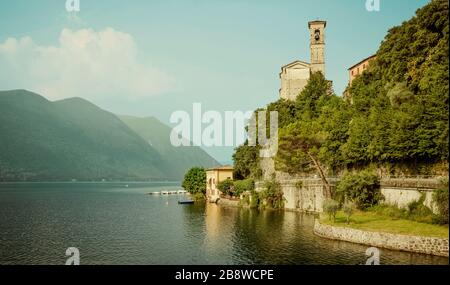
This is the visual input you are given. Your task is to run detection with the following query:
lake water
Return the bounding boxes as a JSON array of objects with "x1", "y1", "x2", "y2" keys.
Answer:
[{"x1": 0, "y1": 182, "x2": 447, "y2": 265}]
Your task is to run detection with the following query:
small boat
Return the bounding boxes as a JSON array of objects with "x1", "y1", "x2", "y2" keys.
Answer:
[
  {"x1": 161, "y1": 191, "x2": 169, "y2": 195},
  {"x1": 177, "y1": 190, "x2": 187, "y2": 194},
  {"x1": 178, "y1": 200, "x2": 194, "y2": 205},
  {"x1": 149, "y1": 192, "x2": 160, "y2": 195}
]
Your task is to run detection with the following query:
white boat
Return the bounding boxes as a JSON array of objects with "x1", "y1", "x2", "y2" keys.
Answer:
[
  {"x1": 177, "y1": 190, "x2": 187, "y2": 194},
  {"x1": 149, "y1": 192, "x2": 161, "y2": 195},
  {"x1": 161, "y1": 191, "x2": 169, "y2": 195},
  {"x1": 169, "y1": 191, "x2": 178, "y2": 195}
]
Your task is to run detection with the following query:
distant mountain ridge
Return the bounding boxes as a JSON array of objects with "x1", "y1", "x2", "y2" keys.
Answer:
[
  {"x1": 119, "y1": 115, "x2": 219, "y2": 180},
  {"x1": 0, "y1": 89, "x2": 219, "y2": 181}
]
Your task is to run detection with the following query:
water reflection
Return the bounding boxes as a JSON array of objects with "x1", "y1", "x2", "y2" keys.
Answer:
[
  {"x1": 201, "y1": 203, "x2": 448, "y2": 265},
  {"x1": 0, "y1": 183, "x2": 448, "y2": 265}
]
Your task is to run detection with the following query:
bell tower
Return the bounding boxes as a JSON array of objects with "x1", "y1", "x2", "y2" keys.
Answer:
[{"x1": 309, "y1": 20, "x2": 326, "y2": 75}]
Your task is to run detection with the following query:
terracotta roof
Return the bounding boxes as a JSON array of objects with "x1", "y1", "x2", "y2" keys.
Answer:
[
  {"x1": 207, "y1": 165, "x2": 234, "y2": 171},
  {"x1": 348, "y1": 54, "x2": 377, "y2": 71}
]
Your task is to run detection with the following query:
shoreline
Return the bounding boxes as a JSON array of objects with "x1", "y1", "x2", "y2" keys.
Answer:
[{"x1": 313, "y1": 219, "x2": 449, "y2": 257}]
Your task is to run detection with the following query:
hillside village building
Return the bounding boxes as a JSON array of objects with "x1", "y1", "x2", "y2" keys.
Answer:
[
  {"x1": 206, "y1": 165, "x2": 233, "y2": 202},
  {"x1": 279, "y1": 20, "x2": 327, "y2": 101},
  {"x1": 348, "y1": 54, "x2": 377, "y2": 84}
]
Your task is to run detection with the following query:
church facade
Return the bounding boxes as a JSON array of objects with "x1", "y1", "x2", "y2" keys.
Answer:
[{"x1": 279, "y1": 20, "x2": 327, "y2": 101}]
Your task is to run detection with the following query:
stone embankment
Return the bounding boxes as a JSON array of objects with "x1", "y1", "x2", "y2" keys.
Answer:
[{"x1": 314, "y1": 219, "x2": 449, "y2": 257}]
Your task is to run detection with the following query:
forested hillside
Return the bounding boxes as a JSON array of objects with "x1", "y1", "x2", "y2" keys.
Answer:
[
  {"x1": 233, "y1": 0, "x2": 449, "y2": 179},
  {"x1": 0, "y1": 90, "x2": 218, "y2": 181}
]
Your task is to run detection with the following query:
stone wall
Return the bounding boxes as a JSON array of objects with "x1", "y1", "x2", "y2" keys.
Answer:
[
  {"x1": 217, "y1": 198, "x2": 240, "y2": 208},
  {"x1": 255, "y1": 177, "x2": 339, "y2": 212},
  {"x1": 258, "y1": 158, "x2": 443, "y2": 214},
  {"x1": 380, "y1": 178, "x2": 442, "y2": 214},
  {"x1": 314, "y1": 220, "x2": 449, "y2": 257}
]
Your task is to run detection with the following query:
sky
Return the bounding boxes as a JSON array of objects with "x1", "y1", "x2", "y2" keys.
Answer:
[{"x1": 0, "y1": 0, "x2": 429, "y2": 163}]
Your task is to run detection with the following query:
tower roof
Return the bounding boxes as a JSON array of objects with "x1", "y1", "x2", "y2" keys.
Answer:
[{"x1": 308, "y1": 20, "x2": 327, "y2": 28}]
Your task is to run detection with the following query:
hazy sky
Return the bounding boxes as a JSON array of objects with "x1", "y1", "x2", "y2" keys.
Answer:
[{"x1": 0, "y1": 0, "x2": 429, "y2": 163}]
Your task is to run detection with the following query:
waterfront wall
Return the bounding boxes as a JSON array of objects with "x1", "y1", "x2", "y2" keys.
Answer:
[
  {"x1": 217, "y1": 197, "x2": 240, "y2": 208},
  {"x1": 255, "y1": 178, "x2": 338, "y2": 213},
  {"x1": 380, "y1": 178, "x2": 442, "y2": 214},
  {"x1": 256, "y1": 174, "x2": 443, "y2": 213},
  {"x1": 314, "y1": 220, "x2": 449, "y2": 257}
]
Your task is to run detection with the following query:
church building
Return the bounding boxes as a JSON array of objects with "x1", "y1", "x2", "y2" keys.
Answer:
[{"x1": 279, "y1": 20, "x2": 327, "y2": 101}]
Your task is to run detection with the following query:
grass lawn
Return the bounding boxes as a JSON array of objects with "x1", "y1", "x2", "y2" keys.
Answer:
[{"x1": 320, "y1": 211, "x2": 449, "y2": 239}]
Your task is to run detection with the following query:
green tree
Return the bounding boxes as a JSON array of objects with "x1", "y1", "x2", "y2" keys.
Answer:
[
  {"x1": 182, "y1": 167, "x2": 206, "y2": 195},
  {"x1": 232, "y1": 142, "x2": 261, "y2": 180},
  {"x1": 233, "y1": 178, "x2": 255, "y2": 196},
  {"x1": 323, "y1": 199, "x2": 339, "y2": 222},
  {"x1": 217, "y1": 179, "x2": 234, "y2": 196},
  {"x1": 337, "y1": 171, "x2": 382, "y2": 210}
]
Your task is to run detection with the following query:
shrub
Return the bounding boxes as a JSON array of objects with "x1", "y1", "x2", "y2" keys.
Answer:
[
  {"x1": 260, "y1": 180, "x2": 284, "y2": 209},
  {"x1": 192, "y1": 192, "x2": 206, "y2": 201},
  {"x1": 249, "y1": 191, "x2": 261, "y2": 209},
  {"x1": 368, "y1": 203, "x2": 437, "y2": 225},
  {"x1": 182, "y1": 167, "x2": 206, "y2": 195},
  {"x1": 342, "y1": 201, "x2": 355, "y2": 224},
  {"x1": 433, "y1": 180, "x2": 449, "y2": 225},
  {"x1": 323, "y1": 199, "x2": 339, "y2": 222},
  {"x1": 234, "y1": 179, "x2": 255, "y2": 196},
  {"x1": 217, "y1": 179, "x2": 234, "y2": 196},
  {"x1": 336, "y1": 171, "x2": 382, "y2": 210},
  {"x1": 406, "y1": 194, "x2": 435, "y2": 224}
]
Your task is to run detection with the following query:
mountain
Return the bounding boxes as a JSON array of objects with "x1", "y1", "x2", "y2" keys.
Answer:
[
  {"x1": 119, "y1": 115, "x2": 219, "y2": 180},
  {"x1": 0, "y1": 90, "x2": 218, "y2": 181}
]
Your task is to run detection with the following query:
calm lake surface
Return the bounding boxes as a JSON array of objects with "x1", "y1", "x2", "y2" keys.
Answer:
[{"x1": 0, "y1": 182, "x2": 448, "y2": 265}]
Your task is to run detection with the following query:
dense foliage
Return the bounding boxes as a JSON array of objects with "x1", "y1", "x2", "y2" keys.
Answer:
[
  {"x1": 347, "y1": 0, "x2": 449, "y2": 165},
  {"x1": 433, "y1": 180, "x2": 449, "y2": 224},
  {"x1": 182, "y1": 167, "x2": 206, "y2": 195},
  {"x1": 336, "y1": 171, "x2": 382, "y2": 210},
  {"x1": 233, "y1": 178, "x2": 255, "y2": 196},
  {"x1": 217, "y1": 179, "x2": 234, "y2": 196},
  {"x1": 232, "y1": 142, "x2": 262, "y2": 180},
  {"x1": 233, "y1": 0, "x2": 448, "y2": 180},
  {"x1": 259, "y1": 180, "x2": 285, "y2": 209}
]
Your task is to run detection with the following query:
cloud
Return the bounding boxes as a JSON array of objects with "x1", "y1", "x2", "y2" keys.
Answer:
[{"x1": 0, "y1": 28, "x2": 174, "y2": 101}]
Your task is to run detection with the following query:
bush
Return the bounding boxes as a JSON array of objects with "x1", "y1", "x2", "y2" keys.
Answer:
[
  {"x1": 406, "y1": 194, "x2": 435, "y2": 224},
  {"x1": 249, "y1": 192, "x2": 260, "y2": 209},
  {"x1": 368, "y1": 202, "x2": 436, "y2": 225},
  {"x1": 323, "y1": 199, "x2": 339, "y2": 222},
  {"x1": 192, "y1": 192, "x2": 206, "y2": 201},
  {"x1": 433, "y1": 180, "x2": 449, "y2": 225},
  {"x1": 342, "y1": 201, "x2": 355, "y2": 224},
  {"x1": 336, "y1": 171, "x2": 382, "y2": 210},
  {"x1": 182, "y1": 167, "x2": 206, "y2": 195},
  {"x1": 260, "y1": 180, "x2": 284, "y2": 209},
  {"x1": 234, "y1": 179, "x2": 255, "y2": 196},
  {"x1": 217, "y1": 179, "x2": 234, "y2": 196}
]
